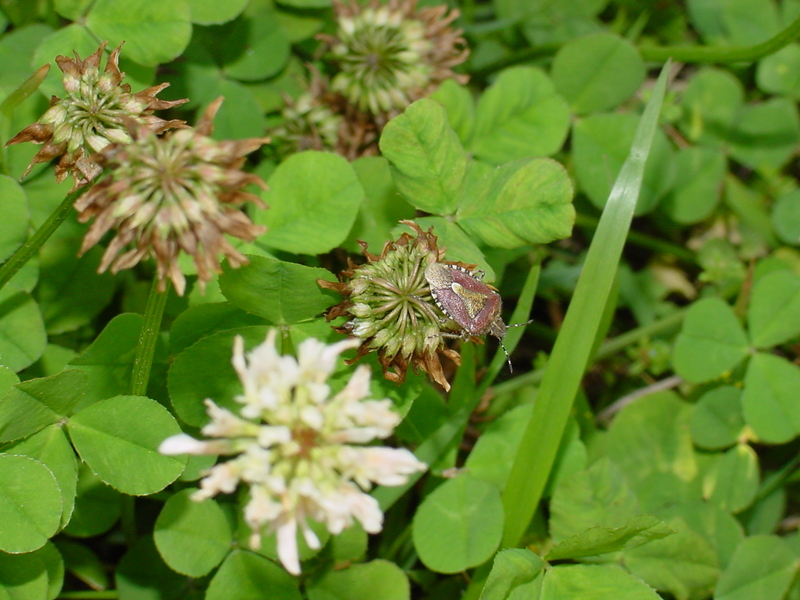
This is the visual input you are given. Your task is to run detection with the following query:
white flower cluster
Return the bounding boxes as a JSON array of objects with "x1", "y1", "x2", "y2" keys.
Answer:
[{"x1": 160, "y1": 330, "x2": 426, "y2": 575}]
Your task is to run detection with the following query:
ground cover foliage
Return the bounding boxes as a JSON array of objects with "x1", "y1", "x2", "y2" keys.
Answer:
[{"x1": 0, "y1": 0, "x2": 799, "y2": 599}]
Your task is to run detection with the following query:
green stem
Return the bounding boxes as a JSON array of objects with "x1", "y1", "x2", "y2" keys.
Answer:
[
  {"x1": 640, "y1": 12, "x2": 800, "y2": 63},
  {"x1": 0, "y1": 185, "x2": 88, "y2": 292},
  {"x1": 130, "y1": 277, "x2": 168, "y2": 397},
  {"x1": 492, "y1": 307, "x2": 688, "y2": 397},
  {"x1": 120, "y1": 494, "x2": 137, "y2": 549},
  {"x1": 473, "y1": 12, "x2": 800, "y2": 77}
]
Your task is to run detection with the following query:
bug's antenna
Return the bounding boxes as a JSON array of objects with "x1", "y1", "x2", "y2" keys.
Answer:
[{"x1": 500, "y1": 319, "x2": 534, "y2": 372}]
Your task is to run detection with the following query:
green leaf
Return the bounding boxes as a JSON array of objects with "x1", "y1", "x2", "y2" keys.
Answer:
[
  {"x1": 549, "y1": 458, "x2": 639, "y2": 543},
  {"x1": 0, "y1": 287, "x2": 47, "y2": 372},
  {"x1": 546, "y1": 514, "x2": 673, "y2": 561},
  {"x1": 53, "y1": 0, "x2": 93, "y2": 20},
  {"x1": 0, "y1": 551, "x2": 49, "y2": 600},
  {"x1": 154, "y1": 489, "x2": 232, "y2": 577},
  {"x1": 672, "y1": 298, "x2": 749, "y2": 383},
  {"x1": 772, "y1": 188, "x2": 800, "y2": 245},
  {"x1": 413, "y1": 475, "x2": 504, "y2": 573},
  {"x1": 728, "y1": 98, "x2": 800, "y2": 171},
  {"x1": 55, "y1": 538, "x2": 109, "y2": 591},
  {"x1": 656, "y1": 499, "x2": 744, "y2": 570},
  {"x1": 215, "y1": 3, "x2": 290, "y2": 80},
  {"x1": 661, "y1": 147, "x2": 726, "y2": 224},
  {"x1": 724, "y1": 174, "x2": 778, "y2": 248},
  {"x1": 469, "y1": 66, "x2": 570, "y2": 164},
  {"x1": 429, "y1": 79, "x2": 475, "y2": 145},
  {"x1": 715, "y1": 535, "x2": 797, "y2": 600},
  {"x1": 0, "y1": 454, "x2": 62, "y2": 553},
  {"x1": 256, "y1": 151, "x2": 364, "y2": 254},
  {"x1": 69, "y1": 313, "x2": 168, "y2": 408},
  {"x1": 37, "y1": 239, "x2": 117, "y2": 334},
  {"x1": 62, "y1": 463, "x2": 122, "y2": 538},
  {"x1": 742, "y1": 352, "x2": 800, "y2": 443},
  {"x1": 0, "y1": 175, "x2": 28, "y2": 264},
  {"x1": 748, "y1": 269, "x2": 800, "y2": 348},
  {"x1": 540, "y1": 564, "x2": 661, "y2": 600},
  {"x1": 188, "y1": 0, "x2": 248, "y2": 24},
  {"x1": 86, "y1": 0, "x2": 192, "y2": 66},
  {"x1": 219, "y1": 256, "x2": 336, "y2": 324},
  {"x1": 307, "y1": 560, "x2": 409, "y2": 600},
  {"x1": 67, "y1": 395, "x2": 187, "y2": 495},
  {"x1": 622, "y1": 517, "x2": 720, "y2": 600},
  {"x1": 37, "y1": 541, "x2": 65, "y2": 600},
  {"x1": 465, "y1": 404, "x2": 532, "y2": 489},
  {"x1": 757, "y1": 43, "x2": 800, "y2": 99},
  {"x1": 678, "y1": 67, "x2": 744, "y2": 148},
  {"x1": 702, "y1": 444, "x2": 759, "y2": 513},
  {"x1": 456, "y1": 158, "x2": 575, "y2": 249},
  {"x1": 551, "y1": 32, "x2": 646, "y2": 115},
  {"x1": 688, "y1": 0, "x2": 780, "y2": 46},
  {"x1": 206, "y1": 549, "x2": 301, "y2": 600},
  {"x1": 690, "y1": 386, "x2": 746, "y2": 450},
  {"x1": 6, "y1": 424, "x2": 78, "y2": 529},
  {"x1": 168, "y1": 326, "x2": 269, "y2": 427},
  {"x1": 345, "y1": 156, "x2": 415, "y2": 254},
  {"x1": 0, "y1": 369, "x2": 87, "y2": 443},
  {"x1": 501, "y1": 63, "x2": 672, "y2": 547},
  {"x1": 116, "y1": 536, "x2": 187, "y2": 599},
  {"x1": 572, "y1": 112, "x2": 675, "y2": 214},
  {"x1": 601, "y1": 392, "x2": 698, "y2": 501},
  {"x1": 380, "y1": 98, "x2": 467, "y2": 215},
  {"x1": 169, "y1": 302, "x2": 265, "y2": 355},
  {"x1": 480, "y1": 549, "x2": 544, "y2": 600},
  {"x1": 202, "y1": 80, "x2": 267, "y2": 140}
]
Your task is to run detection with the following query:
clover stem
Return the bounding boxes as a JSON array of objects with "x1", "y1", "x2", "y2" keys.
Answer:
[
  {"x1": 130, "y1": 277, "x2": 169, "y2": 397},
  {"x1": 0, "y1": 184, "x2": 88, "y2": 292}
]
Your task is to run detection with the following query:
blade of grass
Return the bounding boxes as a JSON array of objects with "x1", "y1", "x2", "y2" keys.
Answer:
[{"x1": 500, "y1": 61, "x2": 673, "y2": 548}]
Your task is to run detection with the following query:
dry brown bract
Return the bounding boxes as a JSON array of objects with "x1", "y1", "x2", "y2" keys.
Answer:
[
  {"x1": 74, "y1": 98, "x2": 269, "y2": 296},
  {"x1": 6, "y1": 42, "x2": 188, "y2": 189}
]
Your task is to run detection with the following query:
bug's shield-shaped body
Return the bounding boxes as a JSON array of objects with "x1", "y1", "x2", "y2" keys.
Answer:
[{"x1": 424, "y1": 262, "x2": 507, "y2": 339}]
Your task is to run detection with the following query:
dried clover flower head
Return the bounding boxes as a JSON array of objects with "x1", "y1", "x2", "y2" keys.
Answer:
[
  {"x1": 74, "y1": 97, "x2": 269, "y2": 296},
  {"x1": 270, "y1": 86, "x2": 343, "y2": 156},
  {"x1": 324, "y1": 0, "x2": 468, "y2": 117},
  {"x1": 6, "y1": 42, "x2": 188, "y2": 189},
  {"x1": 159, "y1": 330, "x2": 426, "y2": 575},
  {"x1": 318, "y1": 220, "x2": 464, "y2": 391}
]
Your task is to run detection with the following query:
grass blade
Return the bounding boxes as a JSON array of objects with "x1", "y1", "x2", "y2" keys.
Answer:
[{"x1": 501, "y1": 61, "x2": 673, "y2": 547}]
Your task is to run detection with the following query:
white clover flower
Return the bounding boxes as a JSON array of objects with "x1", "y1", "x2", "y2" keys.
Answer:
[{"x1": 159, "y1": 330, "x2": 427, "y2": 575}]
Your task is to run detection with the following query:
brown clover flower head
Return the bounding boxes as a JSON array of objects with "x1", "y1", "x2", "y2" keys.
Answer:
[
  {"x1": 6, "y1": 42, "x2": 188, "y2": 190},
  {"x1": 318, "y1": 221, "x2": 464, "y2": 391},
  {"x1": 74, "y1": 97, "x2": 269, "y2": 296},
  {"x1": 322, "y1": 0, "x2": 468, "y2": 118}
]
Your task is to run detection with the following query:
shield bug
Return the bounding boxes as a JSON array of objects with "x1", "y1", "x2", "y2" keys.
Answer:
[{"x1": 424, "y1": 262, "x2": 531, "y2": 371}]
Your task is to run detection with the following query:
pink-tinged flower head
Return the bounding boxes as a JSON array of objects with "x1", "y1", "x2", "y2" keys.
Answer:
[{"x1": 6, "y1": 42, "x2": 188, "y2": 189}]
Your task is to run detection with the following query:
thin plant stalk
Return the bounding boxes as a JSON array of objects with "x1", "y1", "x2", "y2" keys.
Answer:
[
  {"x1": 0, "y1": 185, "x2": 89, "y2": 292},
  {"x1": 500, "y1": 61, "x2": 673, "y2": 548},
  {"x1": 474, "y1": 11, "x2": 800, "y2": 78},
  {"x1": 130, "y1": 277, "x2": 169, "y2": 397}
]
